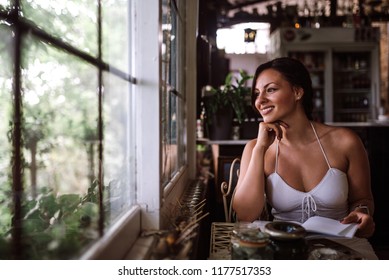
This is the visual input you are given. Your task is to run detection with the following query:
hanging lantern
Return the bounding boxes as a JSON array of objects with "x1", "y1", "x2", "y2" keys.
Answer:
[{"x1": 244, "y1": 28, "x2": 256, "y2": 42}]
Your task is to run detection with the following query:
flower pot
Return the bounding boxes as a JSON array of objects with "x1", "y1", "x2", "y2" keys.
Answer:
[
  {"x1": 207, "y1": 107, "x2": 233, "y2": 140},
  {"x1": 240, "y1": 118, "x2": 260, "y2": 139}
]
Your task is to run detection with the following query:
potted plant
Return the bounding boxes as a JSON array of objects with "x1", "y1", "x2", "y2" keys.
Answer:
[{"x1": 203, "y1": 70, "x2": 253, "y2": 140}]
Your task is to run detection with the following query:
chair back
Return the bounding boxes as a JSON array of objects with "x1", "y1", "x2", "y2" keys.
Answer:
[
  {"x1": 220, "y1": 158, "x2": 240, "y2": 222},
  {"x1": 209, "y1": 157, "x2": 271, "y2": 259},
  {"x1": 220, "y1": 157, "x2": 271, "y2": 222}
]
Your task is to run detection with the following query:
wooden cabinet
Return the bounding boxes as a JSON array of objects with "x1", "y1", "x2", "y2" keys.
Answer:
[{"x1": 269, "y1": 27, "x2": 381, "y2": 123}]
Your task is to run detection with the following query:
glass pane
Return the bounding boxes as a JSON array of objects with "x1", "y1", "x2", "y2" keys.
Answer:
[
  {"x1": 161, "y1": 0, "x2": 169, "y2": 184},
  {"x1": 161, "y1": 0, "x2": 180, "y2": 184},
  {"x1": 21, "y1": 36, "x2": 99, "y2": 259},
  {"x1": 0, "y1": 23, "x2": 13, "y2": 258},
  {"x1": 169, "y1": 7, "x2": 177, "y2": 88},
  {"x1": 103, "y1": 0, "x2": 129, "y2": 72},
  {"x1": 21, "y1": 0, "x2": 98, "y2": 55},
  {"x1": 0, "y1": 0, "x2": 10, "y2": 8},
  {"x1": 103, "y1": 73, "x2": 134, "y2": 223},
  {"x1": 162, "y1": 93, "x2": 178, "y2": 185},
  {"x1": 177, "y1": 95, "x2": 185, "y2": 168}
]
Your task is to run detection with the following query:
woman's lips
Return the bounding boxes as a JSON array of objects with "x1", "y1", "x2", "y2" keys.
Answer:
[{"x1": 260, "y1": 106, "x2": 274, "y2": 116}]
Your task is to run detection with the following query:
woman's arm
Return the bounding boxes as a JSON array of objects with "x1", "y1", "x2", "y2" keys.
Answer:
[
  {"x1": 340, "y1": 129, "x2": 375, "y2": 238},
  {"x1": 232, "y1": 141, "x2": 267, "y2": 221},
  {"x1": 233, "y1": 122, "x2": 284, "y2": 221}
]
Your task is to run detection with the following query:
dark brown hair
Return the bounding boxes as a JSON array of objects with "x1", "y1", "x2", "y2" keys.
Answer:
[{"x1": 251, "y1": 57, "x2": 313, "y2": 120}]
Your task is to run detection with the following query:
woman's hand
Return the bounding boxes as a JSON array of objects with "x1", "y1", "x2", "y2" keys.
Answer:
[
  {"x1": 341, "y1": 211, "x2": 375, "y2": 238},
  {"x1": 256, "y1": 121, "x2": 288, "y2": 150}
]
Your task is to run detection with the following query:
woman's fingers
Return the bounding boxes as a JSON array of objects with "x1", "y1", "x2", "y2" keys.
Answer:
[
  {"x1": 257, "y1": 121, "x2": 288, "y2": 149},
  {"x1": 257, "y1": 123, "x2": 275, "y2": 148},
  {"x1": 276, "y1": 120, "x2": 289, "y2": 129},
  {"x1": 263, "y1": 122, "x2": 284, "y2": 140},
  {"x1": 341, "y1": 212, "x2": 375, "y2": 238}
]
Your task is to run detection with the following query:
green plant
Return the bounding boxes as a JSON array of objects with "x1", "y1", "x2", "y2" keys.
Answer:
[
  {"x1": 204, "y1": 70, "x2": 253, "y2": 124},
  {"x1": 0, "y1": 180, "x2": 109, "y2": 259}
]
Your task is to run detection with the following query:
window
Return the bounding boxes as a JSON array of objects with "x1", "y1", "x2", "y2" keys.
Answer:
[
  {"x1": 0, "y1": 0, "x2": 132, "y2": 259},
  {"x1": 0, "y1": 0, "x2": 196, "y2": 260},
  {"x1": 161, "y1": 0, "x2": 188, "y2": 187}
]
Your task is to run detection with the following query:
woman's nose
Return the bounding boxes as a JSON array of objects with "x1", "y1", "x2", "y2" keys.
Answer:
[
  {"x1": 255, "y1": 93, "x2": 267, "y2": 108},
  {"x1": 257, "y1": 91, "x2": 267, "y2": 103}
]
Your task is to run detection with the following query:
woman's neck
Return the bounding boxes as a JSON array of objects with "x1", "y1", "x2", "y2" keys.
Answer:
[{"x1": 280, "y1": 116, "x2": 315, "y2": 146}]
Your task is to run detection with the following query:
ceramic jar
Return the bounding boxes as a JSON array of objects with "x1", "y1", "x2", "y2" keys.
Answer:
[
  {"x1": 264, "y1": 221, "x2": 307, "y2": 260},
  {"x1": 231, "y1": 228, "x2": 274, "y2": 260}
]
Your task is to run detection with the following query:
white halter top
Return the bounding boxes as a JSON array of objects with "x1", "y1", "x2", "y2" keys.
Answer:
[{"x1": 266, "y1": 122, "x2": 349, "y2": 223}]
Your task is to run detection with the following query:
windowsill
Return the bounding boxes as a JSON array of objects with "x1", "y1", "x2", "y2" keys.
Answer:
[
  {"x1": 80, "y1": 205, "x2": 141, "y2": 260},
  {"x1": 124, "y1": 235, "x2": 157, "y2": 259},
  {"x1": 124, "y1": 178, "x2": 208, "y2": 260}
]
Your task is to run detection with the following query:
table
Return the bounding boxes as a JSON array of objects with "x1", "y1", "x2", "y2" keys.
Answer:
[{"x1": 209, "y1": 221, "x2": 370, "y2": 260}]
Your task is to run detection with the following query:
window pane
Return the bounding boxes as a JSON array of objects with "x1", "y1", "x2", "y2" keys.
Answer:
[
  {"x1": 103, "y1": 73, "x2": 134, "y2": 223},
  {"x1": 21, "y1": 0, "x2": 98, "y2": 55},
  {"x1": 0, "y1": 23, "x2": 13, "y2": 258},
  {"x1": 177, "y1": 95, "x2": 185, "y2": 168},
  {"x1": 0, "y1": 0, "x2": 10, "y2": 8},
  {"x1": 1, "y1": 0, "x2": 135, "y2": 259},
  {"x1": 103, "y1": 0, "x2": 130, "y2": 73},
  {"x1": 161, "y1": 0, "x2": 180, "y2": 184},
  {"x1": 161, "y1": 93, "x2": 179, "y2": 185},
  {"x1": 20, "y1": 37, "x2": 99, "y2": 259}
]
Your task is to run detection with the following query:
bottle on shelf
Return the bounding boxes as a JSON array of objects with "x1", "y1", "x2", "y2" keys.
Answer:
[
  {"x1": 231, "y1": 118, "x2": 240, "y2": 140},
  {"x1": 313, "y1": 90, "x2": 323, "y2": 109},
  {"x1": 196, "y1": 119, "x2": 204, "y2": 139}
]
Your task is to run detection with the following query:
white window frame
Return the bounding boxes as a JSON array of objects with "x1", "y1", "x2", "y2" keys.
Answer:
[{"x1": 81, "y1": 0, "x2": 198, "y2": 259}]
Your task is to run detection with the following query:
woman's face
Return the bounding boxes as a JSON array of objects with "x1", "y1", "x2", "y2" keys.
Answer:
[{"x1": 254, "y1": 68, "x2": 299, "y2": 123}]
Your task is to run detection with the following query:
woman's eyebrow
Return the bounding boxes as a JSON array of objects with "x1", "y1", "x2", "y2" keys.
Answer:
[{"x1": 256, "y1": 82, "x2": 276, "y2": 91}]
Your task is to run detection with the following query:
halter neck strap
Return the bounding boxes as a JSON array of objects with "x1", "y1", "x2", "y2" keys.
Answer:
[{"x1": 274, "y1": 122, "x2": 332, "y2": 172}]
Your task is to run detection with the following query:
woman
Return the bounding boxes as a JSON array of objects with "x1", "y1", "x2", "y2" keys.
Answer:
[{"x1": 232, "y1": 57, "x2": 377, "y2": 259}]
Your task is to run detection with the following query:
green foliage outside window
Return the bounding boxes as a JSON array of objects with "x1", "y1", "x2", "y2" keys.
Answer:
[
  {"x1": 0, "y1": 182, "x2": 102, "y2": 259},
  {"x1": 0, "y1": 1, "x2": 132, "y2": 259}
]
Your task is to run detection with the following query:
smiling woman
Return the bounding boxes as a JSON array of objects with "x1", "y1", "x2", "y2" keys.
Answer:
[{"x1": 233, "y1": 57, "x2": 377, "y2": 259}]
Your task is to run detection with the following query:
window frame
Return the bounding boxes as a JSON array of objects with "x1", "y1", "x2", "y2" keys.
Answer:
[
  {"x1": 81, "y1": 0, "x2": 198, "y2": 259},
  {"x1": 1, "y1": 0, "x2": 137, "y2": 259},
  {"x1": 0, "y1": 0, "x2": 197, "y2": 260}
]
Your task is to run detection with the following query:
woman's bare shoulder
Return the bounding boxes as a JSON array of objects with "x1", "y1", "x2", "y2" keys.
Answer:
[
  {"x1": 242, "y1": 138, "x2": 276, "y2": 160},
  {"x1": 242, "y1": 138, "x2": 256, "y2": 149},
  {"x1": 243, "y1": 138, "x2": 277, "y2": 152},
  {"x1": 317, "y1": 122, "x2": 363, "y2": 148}
]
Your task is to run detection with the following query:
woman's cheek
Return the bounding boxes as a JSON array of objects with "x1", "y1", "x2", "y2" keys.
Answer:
[{"x1": 254, "y1": 99, "x2": 261, "y2": 113}]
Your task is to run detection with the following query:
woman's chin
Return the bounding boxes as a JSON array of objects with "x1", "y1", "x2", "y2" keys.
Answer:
[{"x1": 262, "y1": 116, "x2": 277, "y2": 123}]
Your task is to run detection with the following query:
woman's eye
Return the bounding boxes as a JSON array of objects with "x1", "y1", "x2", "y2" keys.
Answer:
[{"x1": 267, "y1": 87, "x2": 276, "y2": 93}]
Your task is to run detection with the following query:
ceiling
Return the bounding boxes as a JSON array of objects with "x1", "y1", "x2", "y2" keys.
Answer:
[{"x1": 207, "y1": 0, "x2": 389, "y2": 28}]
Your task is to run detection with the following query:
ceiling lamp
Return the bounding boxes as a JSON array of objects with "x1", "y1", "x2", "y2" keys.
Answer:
[{"x1": 244, "y1": 28, "x2": 256, "y2": 42}]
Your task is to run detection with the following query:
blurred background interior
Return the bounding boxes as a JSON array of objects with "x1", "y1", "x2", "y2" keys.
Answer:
[{"x1": 1, "y1": 0, "x2": 389, "y2": 260}]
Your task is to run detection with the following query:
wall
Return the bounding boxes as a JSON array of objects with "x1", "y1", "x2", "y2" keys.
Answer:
[{"x1": 225, "y1": 53, "x2": 269, "y2": 77}]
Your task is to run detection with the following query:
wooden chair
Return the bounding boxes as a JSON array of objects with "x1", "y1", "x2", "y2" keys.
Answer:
[
  {"x1": 220, "y1": 157, "x2": 240, "y2": 223},
  {"x1": 209, "y1": 157, "x2": 271, "y2": 259},
  {"x1": 220, "y1": 157, "x2": 271, "y2": 223},
  {"x1": 208, "y1": 158, "x2": 239, "y2": 259}
]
